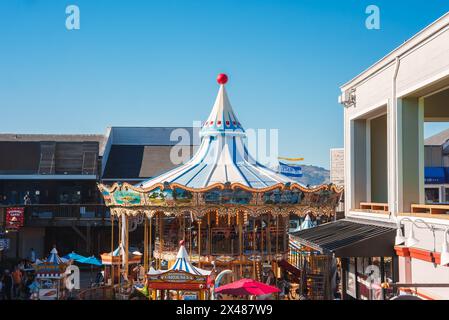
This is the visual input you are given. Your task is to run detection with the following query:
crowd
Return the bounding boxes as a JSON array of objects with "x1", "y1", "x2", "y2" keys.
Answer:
[{"x1": 0, "y1": 249, "x2": 37, "y2": 300}]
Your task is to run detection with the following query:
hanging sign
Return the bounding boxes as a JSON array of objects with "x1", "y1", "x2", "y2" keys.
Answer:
[
  {"x1": 6, "y1": 207, "x2": 25, "y2": 230},
  {"x1": 278, "y1": 162, "x2": 303, "y2": 177}
]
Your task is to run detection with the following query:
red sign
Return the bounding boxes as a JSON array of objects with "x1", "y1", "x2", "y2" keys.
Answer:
[{"x1": 6, "y1": 207, "x2": 24, "y2": 230}]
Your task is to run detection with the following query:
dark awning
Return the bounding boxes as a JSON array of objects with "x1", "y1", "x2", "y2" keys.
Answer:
[{"x1": 290, "y1": 219, "x2": 396, "y2": 257}]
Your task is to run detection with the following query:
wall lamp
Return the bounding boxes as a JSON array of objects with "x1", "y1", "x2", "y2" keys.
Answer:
[{"x1": 395, "y1": 217, "x2": 449, "y2": 267}]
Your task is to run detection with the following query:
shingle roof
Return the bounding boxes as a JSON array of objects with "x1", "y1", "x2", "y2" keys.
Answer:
[{"x1": 424, "y1": 128, "x2": 449, "y2": 146}]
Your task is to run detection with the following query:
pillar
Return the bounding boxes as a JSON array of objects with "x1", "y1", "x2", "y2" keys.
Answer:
[{"x1": 396, "y1": 97, "x2": 425, "y2": 212}]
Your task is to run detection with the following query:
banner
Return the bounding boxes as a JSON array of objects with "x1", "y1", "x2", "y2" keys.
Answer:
[
  {"x1": 6, "y1": 207, "x2": 25, "y2": 230},
  {"x1": 278, "y1": 162, "x2": 302, "y2": 177}
]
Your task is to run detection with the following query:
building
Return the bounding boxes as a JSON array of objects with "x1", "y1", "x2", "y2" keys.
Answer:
[
  {"x1": 330, "y1": 148, "x2": 344, "y2": 187},
  {"x1": 0, "y1": 134, "x2": 105, "y2": 260},
  {"x1": 424, "y1": 129, "x2": 449, "y2": 203},
  {"x1": 292, "y1": 12, "x2": 449, "y2": 300},
  {"x1": 0, "y1": 128, "x2": 198, "y2": 263},
  {"x1": 337, "y1": 12, "x2": 449, "y2": 299}
]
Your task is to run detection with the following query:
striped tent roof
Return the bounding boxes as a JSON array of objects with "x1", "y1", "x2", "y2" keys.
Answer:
[
  {"x1": 148, "y1": 242, "x2": 211, "y2": 276},
  {"x1": 45, "y1": 248, "x2": 67, "y2": 264},
  {"x1": 300, "y1": 214, "x2": 316, "y2": 230},
  {"x1": 140, "y1": 75, "x2": 298, "y2": 190}
]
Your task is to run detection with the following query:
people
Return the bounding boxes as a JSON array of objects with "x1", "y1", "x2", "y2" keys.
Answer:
[
  {"x1": 23, "y1": 192, "x2": 31, "y2": 205},
  {"x1": 11, "y1": 266, "x2": 22, "y2": 299},
  {"x1": 29, "y1": 248, "x2": 36, "y2": 263},
  {"x1": 2, "y1": 270, "x2": 12, "y2": 300}
]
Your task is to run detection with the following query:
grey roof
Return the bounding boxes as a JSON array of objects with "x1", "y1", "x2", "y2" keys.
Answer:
[
  {"x1": 102, "y1": 145, "x2": 195, "y2": 180},
  {"x1": 424, "y1": 128, "x2": 449, "y2": 146},
  {"x1": 0, "y1": 133, "x2": 106, "y2": 155},
  {"x1": 290, "y1": 219, "x2": 396, "y2": 257},
  {"x1": 106, "y1": 127, "x2": 198, "y2": 146}
]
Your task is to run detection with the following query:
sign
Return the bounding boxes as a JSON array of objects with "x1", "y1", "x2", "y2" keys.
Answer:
[
  {"x1": 6, "y1": 207, "x2": 24, "y2": 230},
  {"x1": 0, "y1": 239, "x2": 10, "y2": 251},
  {"x1": 278, "y1": 162, "x2": 302, "y2": 177},
  {"x1": 39, "y1": 289, "x2": 58, "y2": 300}
]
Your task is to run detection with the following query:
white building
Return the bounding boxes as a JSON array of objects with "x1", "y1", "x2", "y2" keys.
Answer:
[
  {"x1": 330, "y1": 148, "x2": 345, "y2": 187},
  {"x1": 339, "y1": 12, "x2": 449, "y2": 300}
]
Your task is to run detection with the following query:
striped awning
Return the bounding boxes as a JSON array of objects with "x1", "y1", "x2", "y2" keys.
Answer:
[{"x1": 148, "y1": 243, "x2": 211, "y2": 276}]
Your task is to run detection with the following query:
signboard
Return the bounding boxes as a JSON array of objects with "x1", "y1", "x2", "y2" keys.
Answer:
[
  {"x1": 6, "y1": 207, "x2": 24, "y2": 230},
  {"x1": 183, "y1": 292, "x2": 198, "y2": 300},
  {"x1": 39, "y1": 289, "x2": 58, "y2": 300},
  {"x1": 278, "y1": 162, "x2": 302, "y2": 177}
]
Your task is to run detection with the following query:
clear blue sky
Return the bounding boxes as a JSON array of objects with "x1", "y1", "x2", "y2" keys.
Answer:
[{"x1": 1, "y1": 1, "x2": 448, "y2": 168}]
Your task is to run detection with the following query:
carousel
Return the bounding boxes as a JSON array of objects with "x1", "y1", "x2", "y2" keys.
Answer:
[
  {"x1": 33, "y1": 247, "x2": 69, "y2": 300},
  {"x1": 98, "y1": 74, "x2": 343, "y2": 295}
]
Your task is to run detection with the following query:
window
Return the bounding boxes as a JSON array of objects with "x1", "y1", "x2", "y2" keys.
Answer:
[{"x1": 425, "y1": 188, "x2": 440, "y2": 204}]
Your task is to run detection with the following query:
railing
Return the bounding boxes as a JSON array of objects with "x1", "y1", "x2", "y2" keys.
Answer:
[
  {"x1": 154, "y1": 228, "x2": 288, "y2": 256},
  {"x1": 78, "y1": 285, "x2": 115, "y2": 300},
  {"x1": 15, "y1": 204, "x2": 110, "y2": 223}
]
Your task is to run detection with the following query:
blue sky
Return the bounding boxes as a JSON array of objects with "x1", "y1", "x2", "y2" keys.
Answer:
[{"x1": 0, "y1": 1, "x2": 448, "y2": 168}]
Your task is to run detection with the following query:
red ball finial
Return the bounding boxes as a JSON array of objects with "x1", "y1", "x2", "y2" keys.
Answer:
[
  {"x1": 217, "y1": 73, "x2": 228, "y2": 85},
  {"x1": 179, "y1": 240, "x2": 185, "y2": 246}
]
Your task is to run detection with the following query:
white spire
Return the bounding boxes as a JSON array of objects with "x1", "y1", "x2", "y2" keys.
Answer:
[{"x1": 200, "y1": 74, "x2": 245, "y2": 137}]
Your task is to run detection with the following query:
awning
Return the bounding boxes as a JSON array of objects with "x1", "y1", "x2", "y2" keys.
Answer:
[
  {"x1": 425, "y1": 167, "x2": 446, "y2": 184},
  {"x1": 290, "y1": 219, "x2": 396, "y2": 257}
]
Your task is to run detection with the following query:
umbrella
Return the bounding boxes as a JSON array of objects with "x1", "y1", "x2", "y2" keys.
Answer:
[
  {"x1": 78, "y1": 256, "x2": 102, "y2": 266},
  {"x1": 63, "y1": 251, "x2": 87, "y2": 261},
  {"x1": 215, "y1": 278, "x2": 280, "y2": 296},
  {"x1": 76, "y1": 256, "x2": 103, "y2": 286}
]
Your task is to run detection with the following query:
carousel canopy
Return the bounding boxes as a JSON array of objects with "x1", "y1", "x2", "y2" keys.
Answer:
[
  {"x1": 148, "y1": 241, "x2": 211, "y2": 276},
  {"x1": 300, "y1": 214, "x2": 316, "y2": 230},
  {"x1": 45, "y1": 248, "x2": 67, "y2": 265},
  {"x1": 139, "y1": 74, "x2": 297, "y2": 190}
]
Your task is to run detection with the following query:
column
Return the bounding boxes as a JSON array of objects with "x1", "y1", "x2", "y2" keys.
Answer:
[{"x1": 396, "y1": 97, "x2": 425, "y2": 212}]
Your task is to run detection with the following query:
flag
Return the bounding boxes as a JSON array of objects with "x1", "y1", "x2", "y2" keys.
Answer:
[{"x1": 278, "y1": 162, "x2": 302, "y2": 177}]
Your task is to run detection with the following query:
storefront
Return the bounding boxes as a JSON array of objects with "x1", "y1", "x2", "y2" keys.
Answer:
[{"x1": 290, "y1": 219, "x2": 398, "y2": 300}]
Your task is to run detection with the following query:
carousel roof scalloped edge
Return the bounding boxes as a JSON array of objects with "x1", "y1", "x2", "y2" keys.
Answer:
[{"x1": 98, "y1": 74, "x2": 343, "y2": 217}]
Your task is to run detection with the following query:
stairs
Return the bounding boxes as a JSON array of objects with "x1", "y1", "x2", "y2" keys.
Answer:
[
  {"x1": 278, "y1": 259, "x2": 301, "y2": 282},
  {"x1": 38, "y1": 142, "x2": 56, "y2": 174}
]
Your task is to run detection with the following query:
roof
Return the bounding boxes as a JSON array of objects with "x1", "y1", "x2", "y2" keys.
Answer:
[
  {"x1": 424, "y1": 128, "x2": 449, "y2": 146},
  {"x1": 140, "y1": 77, "x2": 299, "y2": 189},
  {"x1": 0, "y1": 133, "x2": 105, "y2": 153},
  {"x1": 340, "y1": 12, "x2": 449, "y2": 91},
  {"x1": 0, "y1": 139, "x2": 100, "y2": 177},
  {"x1": 102, "y1": 145, "x2": 195, "y2": 180},
  {"x1": 148, "y1": 243, "x2": 211, "y2": 276},
  {"x1": 290, "y1": 219, "x2": 396, "y2": 257},
  {"x1": 101, "y1": 127, "x2": 198, "y2": 181}
]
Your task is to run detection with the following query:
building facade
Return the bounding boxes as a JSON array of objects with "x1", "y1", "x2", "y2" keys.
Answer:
[
  {"x1": 339, "y1": 12, "x2": 449, "y2": 299},
  {"x1": 0, "y1": 128, "x2": 197, "y2": 264}
]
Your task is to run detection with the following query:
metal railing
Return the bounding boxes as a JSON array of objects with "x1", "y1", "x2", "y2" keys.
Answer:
[
  {"x1": 78, "y1": 285, "x2": 115, "y2": 300},
  {"x1": 14, "y1": 204, "x2": 110, "y2": 223}
]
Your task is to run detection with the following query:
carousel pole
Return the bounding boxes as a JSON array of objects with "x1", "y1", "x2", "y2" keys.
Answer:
[
  {"x1": 198, "y1": 220, "x2": 202, "y2": 267},
  {"x1": 118, "y1": 216, "x2": 122, "y2": 287},
  {"x1": 238, "y1": 211, "x2": 243, "y2": 278},
  {"x1": 149, "y1": 215, "x2": 153, "y2": 266},
  {"x1": 144, "y1": 217, "x2": 148, "y2": 272},
  {"x1": 111, "y1": 215, "x2": 114, "y2": 286},
  {"x1": 125, "y1": 215, "x2": 129, "y2": 279},
  {"x1": 253, "y1": 217, "x2": 256, "y2": 279}
]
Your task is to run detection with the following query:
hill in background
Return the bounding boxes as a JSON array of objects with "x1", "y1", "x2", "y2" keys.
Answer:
[{"x1": 294, "y1": 164, "x2": 330, "y2": 186}]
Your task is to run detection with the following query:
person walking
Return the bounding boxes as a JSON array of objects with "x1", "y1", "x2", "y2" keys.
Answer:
[
  {"x1": 2, "y1": 270, "x2": 12, "y2": 300},
  {"x1": 29, "y1": 248, "x2": 36, "y2": 263},
  {"x1": 12, "y1": 266, "x2": 22, "y2": 299}
]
